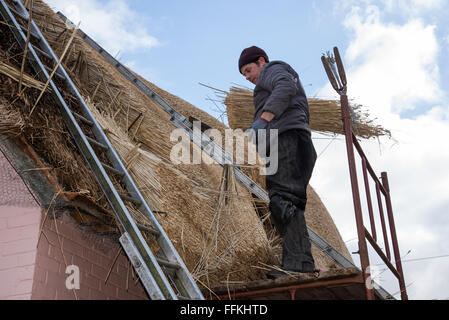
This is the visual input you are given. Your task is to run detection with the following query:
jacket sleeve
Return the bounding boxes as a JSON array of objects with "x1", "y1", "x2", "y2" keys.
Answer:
[{"x1": 260, "y1": 65, "x2": 299, "y2": 118}]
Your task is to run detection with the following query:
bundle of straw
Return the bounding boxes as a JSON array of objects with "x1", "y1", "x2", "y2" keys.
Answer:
[
  {"x1": 222, "y1": 86, "x2": 390, "y2": 139},
  {"x1": 0, "y1": 60, "x2": 48, "y2": 92}
]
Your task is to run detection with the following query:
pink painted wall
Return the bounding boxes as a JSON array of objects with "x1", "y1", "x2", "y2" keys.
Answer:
[
  {"x1": 0, "y1": 151, "x2": 148, "y2": 300},
  {"x1": 33, "y1": 212, "x2": 149, "y2": 300},
  {"x1": 0, "y1": 207, "x2": 41, "y2": 300},
  {"x1": 1, "y1": 150, "x2": 41, "y2": 299}
]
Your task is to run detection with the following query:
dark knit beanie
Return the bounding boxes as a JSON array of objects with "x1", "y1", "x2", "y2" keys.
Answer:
[{"x1": 238, "y1": 46, "x2": 269, "y2": 73}]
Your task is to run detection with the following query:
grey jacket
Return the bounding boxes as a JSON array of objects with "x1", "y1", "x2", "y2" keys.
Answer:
[{"x1": 253, "y1": 61, "x2": 310, "y2": 135}]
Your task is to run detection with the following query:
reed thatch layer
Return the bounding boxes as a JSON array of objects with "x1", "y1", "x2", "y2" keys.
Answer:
[
  {"x1": 0, "y1": 26, "x2": 108, "y2": 203},
  {"x1": 87, "y1": 100, "x2": 163, "y2": 210},
  {"x1": 156, "y1": 161, "x2": 272, "y2": 288},
  {"x1": 0, "y1": 0, "x2": 353, "y2": 290},
  {"x1": 222, "y1": 86, "x2": 391, "y2": 139}
]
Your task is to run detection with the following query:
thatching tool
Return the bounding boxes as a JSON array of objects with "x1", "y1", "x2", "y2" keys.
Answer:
[
  {"x1": 321, "y1": 47, "x2": 347, "y2": 95},
  {"x1": 57, "y1": 12, "x2": 357, "y2": 271},
  {"x1": 0, "y1": 0, "x2": 203, "y2": 300},
  {"x1": 322, "y1": 47, "x2": 359, "y2": 129}
]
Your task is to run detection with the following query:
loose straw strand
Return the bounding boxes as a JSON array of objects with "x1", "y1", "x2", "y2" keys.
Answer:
[
  {"x1": 18, "y1": 0, "x2": 34, "y2": 93},
  {"x1": 29, "y1": 21, "x2": 80, "y2": 116}
]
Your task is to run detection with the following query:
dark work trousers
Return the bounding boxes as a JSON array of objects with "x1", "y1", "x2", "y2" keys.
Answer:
[{"x1": 265, "y1": 129, "x2": 317, "y2": 272}]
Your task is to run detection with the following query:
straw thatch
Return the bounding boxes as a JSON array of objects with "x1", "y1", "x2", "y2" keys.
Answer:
[
  {"x1": 0, "y1": 100, "x2": 24, "y2": 136},
  {"x1": 221, "y1": 85, "x2": 391, "y2": 139},
  {"x1": 0, "y1": 0, "x2": 354, "y2": 292}
]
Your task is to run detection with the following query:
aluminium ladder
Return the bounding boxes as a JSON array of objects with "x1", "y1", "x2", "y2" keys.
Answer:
[
  {"x1": 57, "y1": 12, "x2": 356, "y2": 270},
  {"x1": 0, "y1": 0, "x2": 204, "y2": 300}
]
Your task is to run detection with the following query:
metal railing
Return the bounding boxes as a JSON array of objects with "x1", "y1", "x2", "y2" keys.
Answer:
[{"x1": 321, "y1": 47, "x2": 408, "y2": 300}]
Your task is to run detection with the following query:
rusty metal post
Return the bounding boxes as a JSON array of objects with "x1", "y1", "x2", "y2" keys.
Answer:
[
  {"x1": 362, "y1": 157, "x2": 377, "y2": 242},
  {"x1": 375, "y1": 181, "x2": 391, "y2": 261},
  {"x1": 340, "y1": 93, "x2": 375, "y2": 301},
  {"x1": 289, "y1": 289, "x2": 296, "y2": 300},
  {"x1": 381, "y1": 172, "x2": 408, "y2": 300}
]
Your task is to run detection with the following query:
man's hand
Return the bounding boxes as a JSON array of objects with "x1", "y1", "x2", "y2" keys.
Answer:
[
  {"x1": 246, "y1": 117, "x2": 269, "y2": 145},
  {"x1": 250, "y1": 118, "x2": 269, "y2": 131}
]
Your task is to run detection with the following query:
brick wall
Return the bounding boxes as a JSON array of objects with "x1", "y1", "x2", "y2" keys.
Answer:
[
  {"x1": 0, "y1": 207, "x2": 41, "y2": 300},
  {"x1": 1, "y1": 149, "x2": 149, "y2": 300},
  {"x1": 33, "y1": 212, "x2": 149, "y2": 300},
  {"x1": 0, "y1": 150, "x2": 41, "y2": 299}
]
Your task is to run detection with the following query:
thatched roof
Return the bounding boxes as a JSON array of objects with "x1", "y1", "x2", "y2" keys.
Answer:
[{"x1": 0, "y1": 0, "x2": 353, "y2": 294}]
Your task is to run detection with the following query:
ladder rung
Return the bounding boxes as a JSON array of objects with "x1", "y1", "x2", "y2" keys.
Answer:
[
  {"x1": 72, "y1": 111, "x2": 93, "y2": 126},
  {"x1": 68, "y1": 93, "x2": 81, "y2": 100},
  {"x1": 101, "y1": 162, "x2": 124, "y2": 178},
  {"x1": 156, "y1": 257, "x2": 181, "y2": 270},
  {"x1": 43, "y1": 65, "x2": 66, "y2": 80},
  {"x1": 31, "y1": 44, "x2": 52, "y2": 60},
  {"x1": 16, "y1": 24, "x2": 40, "y2": 40},
  {"x1": 136, "y1": 223, "x2": 160, "y2": 237},
  {"x1": 120, "y1": 194, "x2": 142, "y2": 206},
  {"x1": 6, "y1": 4, "x2": 27, "y2": 21},
  {"x1": 86, "y1": 136, "x2": 109, "y2": 152}
]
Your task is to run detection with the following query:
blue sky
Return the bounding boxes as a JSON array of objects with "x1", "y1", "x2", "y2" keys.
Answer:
[
  {"x1": 130, "y1": 0, "x2": 356, "y2": 115},
  {"x1": 46, "y1": 0, "x2": 449, "y2": 300}
]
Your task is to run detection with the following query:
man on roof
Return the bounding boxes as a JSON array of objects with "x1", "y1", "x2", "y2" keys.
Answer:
[{"x1": 239, "y1": 46, "x2": 319, "y2": 278}]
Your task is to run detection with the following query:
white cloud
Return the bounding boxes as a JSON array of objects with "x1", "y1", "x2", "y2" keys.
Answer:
[
  {"x1": 337, "y1": 0, "x2": 445, "y2": 16},
  {"x1": 313, "y1": 1, "x2": 449, "y2": 300},
  {"x1": 382, "y1": 0, "x2": 444, "y2": 14},
  {"x1": 45, "y1": 0, "x2": 162, "y2": 55},
  {"x1": 343, "y1": 6, "x2": 441, "y2": 117}
]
